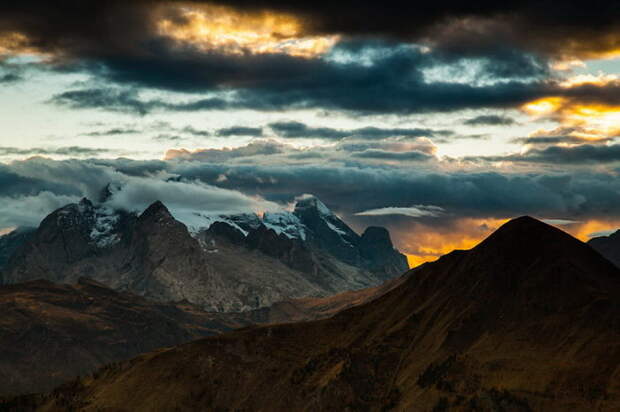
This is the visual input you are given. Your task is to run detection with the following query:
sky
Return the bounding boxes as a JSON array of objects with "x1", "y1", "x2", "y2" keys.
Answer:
[{"x1": 1, "y1": 1, "x2": 620, "y2": 266}]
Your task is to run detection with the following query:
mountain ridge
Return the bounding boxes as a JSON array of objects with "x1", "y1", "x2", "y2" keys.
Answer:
[
  {"x1": 18, "y1": 216, "x2": 620, "y2": 411},
  {"x1": 588, "y1": 228, "x2": 620, "y2": 268},
  {"x1": 0, "y1": 194, "x2": 408, "y2": 311}
]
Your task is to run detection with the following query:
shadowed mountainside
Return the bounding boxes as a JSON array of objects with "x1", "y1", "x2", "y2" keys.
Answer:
[
  {"x1": 0, "y1": 278, "x2": 250, "y2": 396},
  {"x1": 0, "y1": 273, "x2": 401, "y2": 398},
  {"x1": 589, "y1": 229, "x2": 620, "y2": 268},
  {"x1": 14, "y1": 216, "x2": 620, "y2": 411}
]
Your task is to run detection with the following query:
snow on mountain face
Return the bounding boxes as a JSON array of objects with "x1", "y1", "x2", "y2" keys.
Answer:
[
  {"x1": 89, "y1": 207, "x2": 122, "y2": 248},
  {"x1": 172, "y1": 196, "x2": 346, "y2": 243},
  {"x1": 294, "y1": 195, "x2": 333, "y2": 217},
  {"x1": 56, "y1": 199, "x2": 123, "y2": 249},
  {"x1": 263, "y1": 212, "x2": 307, "y2": 240},
  {"x1": 173, "y1": 210, "x2": 261, "y2": 236},
  {"x1": 293, "y1": 194, "x2": 358, "y2": 245},
  {"x1": 55, "y1": 194, "x2": 353, "y2": 252}
]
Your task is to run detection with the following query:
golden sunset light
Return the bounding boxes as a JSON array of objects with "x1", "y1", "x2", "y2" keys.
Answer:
[
  {"x1": 0, "y1": 32, "x2": 33, "y2": 56},
  {"x1": 157, "y1": 5, "x2": 338, "y2": 57},
  {"x1": 400, "y1": 218, "x2": 510, "y2": 268}
]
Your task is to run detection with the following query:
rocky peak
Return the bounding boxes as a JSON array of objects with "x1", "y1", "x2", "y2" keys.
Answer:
[
  {"x1": 293, "y1": 195, "x2": 360, "y2": 254},
  {"x1": 361, "y1": 226, "x2": 393, "y2": 249},
  {"x1": 294, "y1": 195, "x2": 334, "y2": 217},
  {"x1": 359, "y1": 226, "x2": 409, "y2": 279},
  {"x1": 138, "y1": 201, "x2": 174, "y2": 223},
  {"x1": 263, "y1": 211, "x2": 307, "y2": 240}
]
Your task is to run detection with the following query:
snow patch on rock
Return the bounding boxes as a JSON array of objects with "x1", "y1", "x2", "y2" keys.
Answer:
[{"x1": 263, "y1": 212, "x2": 307, "y2": 240}]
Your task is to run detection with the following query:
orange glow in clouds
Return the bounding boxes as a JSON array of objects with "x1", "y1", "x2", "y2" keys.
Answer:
[
  {"x1": 401, "y1": 218, "x2": 509, "y2": 268},
  {"x1": 522, "y1": 74, "x2": 620, "y2": 143},
  {"x1": 403, "y1": 217, "x2": 620, "y2": 269},
  {"x1": 0, "y1": 32, "x2": 36, "y2": 56},
  {"x1": 158, "y1": 5, "x2": 338, "y2": 57}
]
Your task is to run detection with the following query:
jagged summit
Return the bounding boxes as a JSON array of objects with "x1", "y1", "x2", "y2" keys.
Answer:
[
  {"x1": 293, "y1": 194, "x2": 334, "y2": 216},
  {"x1": 139, "y1": 200, "x2": 173, "y2": 220}
]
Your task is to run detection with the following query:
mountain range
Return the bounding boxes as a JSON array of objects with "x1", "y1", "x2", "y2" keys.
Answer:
[
  {"x1": 0, "y1": 195, "x2": 408, "y2": 312},
  {"x1": 10, "y1": 217, "x2": 619, "y2": 411}
]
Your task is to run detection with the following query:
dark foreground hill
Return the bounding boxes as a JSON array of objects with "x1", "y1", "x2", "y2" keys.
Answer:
[
  {"x1": 11, "y1": 216, "x2": 620, "y2": 411},
  {"x1": 0, "y1": 278, "x2": 250, "y2": 396},
  {"x1": 0, "y1": 274, "x2": 401, "y2": 398}
]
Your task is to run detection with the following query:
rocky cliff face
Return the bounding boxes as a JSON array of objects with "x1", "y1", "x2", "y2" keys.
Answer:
[
  {"x1": 588, "y1": 229, "x2": 620, "y2": 268},
  {"x1": 1, "y1": 195, "x2": 408, "y2": 312},
  {"x1": 23, "y1": 217, "x2": 620, "y2": 411}
]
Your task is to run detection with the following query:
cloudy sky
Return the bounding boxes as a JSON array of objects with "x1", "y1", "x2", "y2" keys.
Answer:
[{"x1": 2, "y1": 1, "x2": 620, "y2": 265}]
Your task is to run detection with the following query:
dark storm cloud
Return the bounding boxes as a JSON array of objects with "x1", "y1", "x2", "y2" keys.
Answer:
[
  {"x1": 485, "y1": 144, "x2": 620, "y2": 164},
  {"x1": 511, "y1": 136, "x2": 618, "y2": 145},
  {"x1": 3, "y1": 156, "x2": 620, "y2": 236},
  {"x1": 216, "y1": 127, "x2": 264, "y2": 137},
  {"x1": 0, "y1": 146, "x2": 111, "y2": 157},
  {"x1": 167, "y1": 161, "x2": 620, "y2": 222},
  {"x1": 50, "y1": 87, "x2": 232, "y2": 115},
  {"x1": 269, "y1": 121, "x2": 453, "y2": 140},
  {"x1": 81, "y1": 128, "x2": 141, "y2": 137},
  {"x1": 51, "y1": 89, "x2": 154, "y2": 115},
  {"x1": 0, "y1": 164, "x2": 77, "y2": 197},
  {"x1": 179, "y1": 126, "x2": 210, "y2": 137},
  {"x1": 152, "y1": 133, "x2": 184, "y2": 142},
  {"x1": 7, "y1": 156, "x2": 620, "y2": 221},
  {"x1": 3, "y1": 2, "x2": 620, "y2": 121},
  {"x1": 165, "y1": 140, "x2": 287, "y2": 162},
  {"x1": 3, "y1": 1, "x2": 619, "y2": 59},
  {"x1": 464, "y1": 115, "x2": 516, "y2": 126},
  {"x1": 0, "y1": 73, "x2": 21, "y2": 83},
  {"x1": 351, "y1": 149, "x2": 433, "y2": 161},
  {"x1": 464, "y1": 144, "x2": 620, "y2": 165}
]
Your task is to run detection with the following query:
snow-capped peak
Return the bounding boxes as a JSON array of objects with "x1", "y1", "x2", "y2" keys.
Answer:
[
  {"x1": 293, "y1": 194, "x2": 334, "y2": 217},
  {"x1": 173, "y1": 210, "x2": 261, "y2": 236},
  {"x1": 263, "y1": 212, "x2": 307, "y2": 240},
  {"x1": 55, "y1": 199, "x2": 122, "y2": 248}
]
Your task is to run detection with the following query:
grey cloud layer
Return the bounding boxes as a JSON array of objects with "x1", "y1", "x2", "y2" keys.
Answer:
[{"x1": 3, "y1": 157, "x2": 620, "y2": 253}]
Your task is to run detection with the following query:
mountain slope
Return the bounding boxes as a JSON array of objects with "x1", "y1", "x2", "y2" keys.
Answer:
[
  {"x1": 22, "y1": 216, "x2": 620, "y2": 411},
  {"x1": 0, "y1": 228, "x2": 33, "y2": 271},
  {"x1": 0, "y1": 273, "x2": 400, "y2": 399},
  {"x1": 589, "y1": 229, "x2": 620, "y2": 268},
  {"x1": 1, "y1": 196, "x2": 408, "y2": 311},
  {"x1": 0, "y1": 278, "x2": 250, "y2": 397}
]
